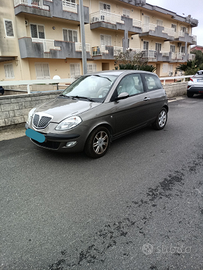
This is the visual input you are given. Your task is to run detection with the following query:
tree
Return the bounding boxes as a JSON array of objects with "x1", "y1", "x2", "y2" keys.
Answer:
[
  {"x1": 177, "y1": 50, "x2": 203, "y2": 75},
  {"x1": 114, "y1": 49, "x2": 156, "y2": 73}
]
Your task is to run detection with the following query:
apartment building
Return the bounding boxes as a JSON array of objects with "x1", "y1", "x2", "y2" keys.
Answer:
[{"x1": 0, "y1": 0, "x2": 198, "y2": 81}]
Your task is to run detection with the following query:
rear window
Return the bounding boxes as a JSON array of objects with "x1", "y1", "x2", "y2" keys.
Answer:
[
  {"x1": 143, "y1": 74, "x2": 163, "y2": 91},
  {"x1": 196, "y1": 70, "x2": 203, "y2": 75}
]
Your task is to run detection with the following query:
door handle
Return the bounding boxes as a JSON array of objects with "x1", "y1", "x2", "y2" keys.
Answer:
[{"x1": 144, "y1": 97, "x2": 150, "y2": 101}]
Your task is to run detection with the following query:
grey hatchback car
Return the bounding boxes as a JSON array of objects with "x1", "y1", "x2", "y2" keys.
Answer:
[{"x1": 25, "y1": 70, "x2": 168, "y2": 158}]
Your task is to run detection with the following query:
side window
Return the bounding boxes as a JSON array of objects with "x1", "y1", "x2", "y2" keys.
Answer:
[
  {"x1": 117, "y1": 74, "x2": 144, "y2": 97},
  {"x1": 144, "y1": 74, "x2": 162, "y2": 91},
  {"x1": 4, "y1": 20, "x2": 14, "y2": 37}
]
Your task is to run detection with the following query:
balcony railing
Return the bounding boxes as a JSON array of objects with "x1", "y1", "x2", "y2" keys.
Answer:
[
  {"x1": 75, "y1": 42, "x2": 90, "y2": 52},
  {"x1": 114, "y1": 46, "x2": 123, "y2": 56},
  {"x1": 14, "y1": 0, "x2": 50, "y2": 10},
  {"x1": 160, "y1": 51, "x2": 170, "y2": 57},
  {"x1": 142, "y1": 23, "x2": 156, "y2": 32},
  {"x1": 143, "y1": 50, "x2": 157, "y2": 59},
  {"x1": 188, "y1": 54, "x2": 195, "y2": 61},
  {"x1": 133, "y1": 19, "x2": 142, "y2": 28},
  {"x1": 32, "y1": 38, "x2": 60, "y2": 52},
  {"x1": 171, "y1": 52, "x2": 185, "y2": 60},
  {"x1": 128, "y1": 48, "x2": 142, "y2": 53},
  {"x1": 90, "y1": 11, "x2": 124, "y2": 25},
  {"x1": 162, "y1": 27, "x2": 176, "y2": 37},
  {"x1": 62, "y1": 0, "x2": 77, "y2": 13},
  {"x1": 192, "y1": 35, "x2": 197, "y2": 42}
]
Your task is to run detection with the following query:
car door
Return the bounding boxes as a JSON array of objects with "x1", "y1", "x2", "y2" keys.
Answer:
[
  {"x1": 141, "y1": 73, "x2": 166, "y2": 122},
  {"x1": 111, "y1": 73, "x2": 152, "y2": 136}
]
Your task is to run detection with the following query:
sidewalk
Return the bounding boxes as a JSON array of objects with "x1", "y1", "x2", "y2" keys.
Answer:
[
  {"x1": 0, "y1": 123, "x2": 25, "y2": 141},
  {"x1": 0, "y1": 96, "x2": 185, "y2": 142}
]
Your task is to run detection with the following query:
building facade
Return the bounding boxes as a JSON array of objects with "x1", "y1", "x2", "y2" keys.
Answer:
[{"x1": 0, "y1": 0, "x2": 198, "y2": 81}]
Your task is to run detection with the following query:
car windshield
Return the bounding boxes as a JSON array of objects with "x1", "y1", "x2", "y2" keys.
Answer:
[{"x1": 62, "y1": 74, "x2": 117, "y2": 102}]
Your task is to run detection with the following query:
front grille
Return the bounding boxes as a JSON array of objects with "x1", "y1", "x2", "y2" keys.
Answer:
[
  {"x1": 31, "y1": 139, "x2": 60, "y2": 150},
  {"x1": 33, "y1": 114, "x2": 52, "y2": 129}
]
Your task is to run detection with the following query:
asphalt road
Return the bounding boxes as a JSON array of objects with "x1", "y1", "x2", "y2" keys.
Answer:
[{"x1": 0, "y1": 96, "x2": 203, "y2": 270}]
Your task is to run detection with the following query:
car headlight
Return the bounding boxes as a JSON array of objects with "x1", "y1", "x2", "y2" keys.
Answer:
[
  {"x1": 55, "y1": 116, "x2": 82, "y2": 131},
  {"x1": 27, "y1": 108, "x2": 36, "y2": 125}
]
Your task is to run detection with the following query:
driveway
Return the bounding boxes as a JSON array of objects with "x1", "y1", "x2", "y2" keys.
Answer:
[{"x1": 0, "y1": 96, "x2": 203, "y2": 270}]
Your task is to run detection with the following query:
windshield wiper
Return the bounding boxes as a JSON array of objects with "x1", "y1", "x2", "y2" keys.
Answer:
[
  {"x1": 72, "y1": 96, "x2": 95, "y2": 102},
  {"x1": 94, "y1": 75, "x2": 112, "y2": 82},
  {"x1": 59, "y1": 94, "x2": 71, "y2": 98}
]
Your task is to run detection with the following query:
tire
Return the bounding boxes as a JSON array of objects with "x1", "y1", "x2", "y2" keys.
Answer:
[
  {"x1": 187, "y1": 92, "x2": 194, "y2": 98},
  {"x1": 85, "y1": 126, "x2": 110, "y2": 158},
  {"x1": 152, "y1": 108, "x2": 167, "y2": 130}
]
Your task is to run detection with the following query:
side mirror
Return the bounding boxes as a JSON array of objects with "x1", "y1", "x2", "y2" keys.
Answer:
[{"x1": 115, "y1": 92, "x2": 129, "y2": 101}]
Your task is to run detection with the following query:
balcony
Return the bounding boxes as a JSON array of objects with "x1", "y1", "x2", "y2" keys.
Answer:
[
  {"x1": 174, "y1": 32, "x2": 197, "y2": 45},
  {"x1": 142, "y1": 50, "x2": 157, "y2": 61},
  {"x1": 188, "y1": 53, "x2": 195, "y2": 61},
  {"x1": 119, "y1": 0, "x2": 146, "y2": 6},
  {"x1": 92, "y1": 45, "x2": 115, "y2": 60},
  {"x1": 62, "y1": 0, "x2": 77, "y2": 13},
  {"x1": 90, "y1": 11, "x2": 142, "y2": 34},
  {"x1": 140, "y1": 25, "x2": 174, "y2": 41},
  {"x1": 171, "y1": 52, "x2": 186, "y2": 61},
  {"x1": 14, "y1": 0, "x2": 89, "y2": 24},
  {"x1": 114, "y1": 46, "x2": 123, "y2": 56},
  {"x1": 18, "y1": 37, "x2": 91, "y2": 59}
]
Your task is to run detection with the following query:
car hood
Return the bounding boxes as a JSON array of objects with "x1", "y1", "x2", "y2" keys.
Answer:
[{"x1": 34, "y1": 97, "x2": 101, "y2": 123}]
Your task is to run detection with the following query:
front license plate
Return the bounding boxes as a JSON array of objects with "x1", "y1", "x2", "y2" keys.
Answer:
[{"x1": 25, "y1": 129, "x2": 45, "y2": 143}]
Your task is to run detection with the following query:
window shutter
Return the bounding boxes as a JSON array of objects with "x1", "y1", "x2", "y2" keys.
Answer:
[
  {"x1": 35, "y1": 63, "x2": 50, "y2": 79},
  {"x1": 63, "y1": 29, "x2": 68, "y2": 41},
  {"x1": 31, "y1": 24, "x2": 38, "y2": 38},
  {"x1": 4, "y1": 64, "x2": 14, "y2": 78},
  {"x1": 5, "y1": 20, "x2": 14, "y2": 37},
  {"x1": 38, "y1": 25, "x2": 45, "y2": 39},
  {"x1": 73, "y1": 31, "x2": 77, "y2": 42}
]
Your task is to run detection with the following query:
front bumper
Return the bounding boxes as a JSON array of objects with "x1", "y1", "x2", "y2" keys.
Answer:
[{"x1": 25, "y1": 123, "x2": 84, "y2": 152}]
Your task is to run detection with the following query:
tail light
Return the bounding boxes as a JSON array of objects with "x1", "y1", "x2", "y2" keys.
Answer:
[{"x1": 190, "y1": 77, "x2": 193, "y2": 81}]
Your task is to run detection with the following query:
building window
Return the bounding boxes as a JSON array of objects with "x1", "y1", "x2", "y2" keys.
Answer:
[
  {"x1": 100, "y1": 2, "x2": 111, "y2": 12},
  {"x1": 100, "y1": 34, "x2": 111, "y2": 46},
  {"x1": 35, "y1": 63, "x2": 50, "y2": 79},
  {"x1": 123, "y1": 9, "x2": 130, "y2": 18},
  {"x1": 30, "y1": 24, "x2": 45, "y2": 39},
  {"x1": 157, "y1": 19, "x2": 163, "y2": 26},
  {"x1": 181, "y1": 46, "x2": 185, "y2": 53},
  {"x1": 181, "y1": 26, "x2": 188, "y2": 33},
  {"x1": 155, "y1": 43, "x2": 161, "y2": 52},
  {"x1": 144, "y1": 15, "x2": 150, "y2": 25},
  {"x1": 4, "y1": 20, "x2": 14, "y2": 37},
  {"x1": 70, "y1": 63, "x2": 80, "y2": 78},
  {"x1": 170, "y1": 45, "x2": 176, "y2": 53},
  {"x1": 87, "y1": 64, "x2": 97, "y2": 74},
  {"x1": 143, "y1": 41, "x2": 149, "y2": 50},
  {"x1": 4, "y1": 63, "x2": 14, "y2": 79},
  {"x1": 171, "y1": 24, "x2": 177, "y2": 32},
  {"x1": 63, "y1": 29, "x2": 78, "y2": 42}
]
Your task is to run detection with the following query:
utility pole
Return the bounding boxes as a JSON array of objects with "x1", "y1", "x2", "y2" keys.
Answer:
[{"x1": 79, "y1": 0, "x2": 87, "y2": 75}]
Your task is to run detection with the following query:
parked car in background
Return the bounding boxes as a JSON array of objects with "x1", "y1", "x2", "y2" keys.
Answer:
[
  {"x1": 0, "y1": 86, "x2": 4, "y2": 95},
  {"x1": 25, "y1": 70, "x2": 168, "y2": 158},
  {"x1": 187, "y1": 70, "x2": 203, "y2": 97}
]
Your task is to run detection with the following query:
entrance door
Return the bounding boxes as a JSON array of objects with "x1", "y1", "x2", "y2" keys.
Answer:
[{"x1": 102, "y1": 63, "x2": 109, "y2": 70}]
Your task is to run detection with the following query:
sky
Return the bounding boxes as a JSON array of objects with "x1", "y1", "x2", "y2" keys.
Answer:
[{"x1": 147, "y1": 0, "x2": 203, "y2": 46}]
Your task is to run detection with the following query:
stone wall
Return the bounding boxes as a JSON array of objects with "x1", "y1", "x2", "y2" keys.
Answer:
[
  {"x1": 0, "y1": 82, "x2": 188, "y2": 128},
  {"x1": 163, "y1": 82, "x2": 188, "y2": 98},
  {"x1": 0, "y1": 91, "x2": 61, "y2": 127}
]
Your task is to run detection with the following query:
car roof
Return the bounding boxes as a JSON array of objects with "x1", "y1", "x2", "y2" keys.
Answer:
[{"x1": 86, "y1": 70, "x2": 158, "y2": 77}]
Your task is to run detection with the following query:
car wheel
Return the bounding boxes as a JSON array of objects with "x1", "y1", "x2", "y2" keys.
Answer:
[
  {"x1": 85, "y1": 126, "x2": 110, "y2": 158},
  {"x1": 187, "y1": 92, "x2": 194, "y2": 98},
  {"x1": 152, "y1": 108, "x2": 167, "y2": 130}
]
